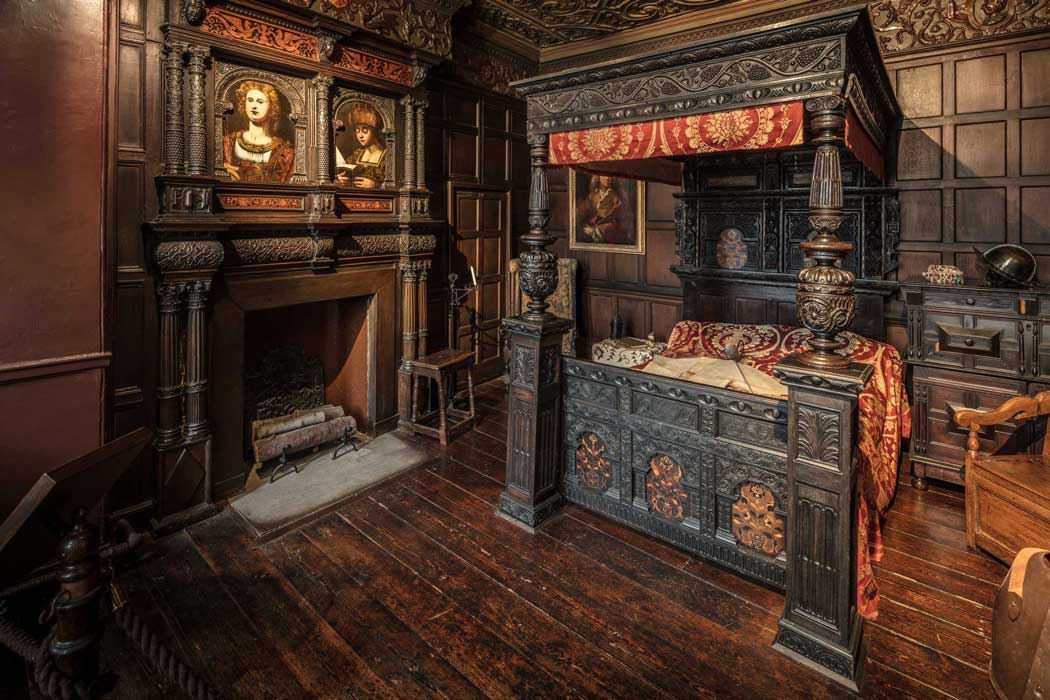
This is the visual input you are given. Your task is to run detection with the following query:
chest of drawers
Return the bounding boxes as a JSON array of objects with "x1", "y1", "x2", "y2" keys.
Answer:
[{"x1": 903, "y1": 284, "x2": 1050, "y2": 487}]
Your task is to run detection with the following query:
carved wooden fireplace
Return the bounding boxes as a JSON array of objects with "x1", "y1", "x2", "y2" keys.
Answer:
[
  {"x1": 142, "y1": 0, "x2": 457, "y2": 532},
  {"x1": 211, "y1": 267, "x2": 395, "y2": 493}
]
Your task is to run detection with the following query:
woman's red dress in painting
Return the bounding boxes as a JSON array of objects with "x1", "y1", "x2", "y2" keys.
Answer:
[{"x1": 222, "y1": 130, "x2": 295, "y2": 183}]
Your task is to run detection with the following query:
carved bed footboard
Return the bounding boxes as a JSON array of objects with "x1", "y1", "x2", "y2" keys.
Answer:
[
  {"x1": 562, "y1": 358, "x2": 791, "y2": 587},
  {"x1": 561, "y1": 355, "x2": 871, "y2": 689}
]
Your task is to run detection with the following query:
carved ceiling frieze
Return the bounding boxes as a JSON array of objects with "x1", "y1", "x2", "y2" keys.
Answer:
[
  {"x1": 869, "y1": 0, "x2": 1050, "y2": 53},
  {"x1": 473, "y1": 0, "x2": 740, "y2": 47},
  {"x1": 315, "y1": 0, "x2": 468, "y2": 57},
  {"x1": 453, "y1": 34, "x2": 540, "y2": 97}
]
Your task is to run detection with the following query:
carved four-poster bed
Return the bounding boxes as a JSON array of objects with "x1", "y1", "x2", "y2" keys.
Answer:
[{"x1": 496, "y1": 5, "x2": 904, "y2": 690}]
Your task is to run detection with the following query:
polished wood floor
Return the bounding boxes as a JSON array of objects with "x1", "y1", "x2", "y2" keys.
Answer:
[{"x1": 16, "y1": 379, "x2": 1006, "y2": 699}]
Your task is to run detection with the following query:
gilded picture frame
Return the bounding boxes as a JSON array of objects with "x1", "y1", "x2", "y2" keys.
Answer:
[{"x1": 568, "y1": 170, "x2": 646, "y2": 255}]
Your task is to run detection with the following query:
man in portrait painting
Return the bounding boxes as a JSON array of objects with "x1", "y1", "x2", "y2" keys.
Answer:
[
  {"x1": 335, "y1": 104, "x2": 386, "y2": 188},
  {"x1": 576, "y1": 175, "x2": 633, "y2": 246},
  {"x1": 222, "y1": 80, "x2": 295, "y2": 183}
]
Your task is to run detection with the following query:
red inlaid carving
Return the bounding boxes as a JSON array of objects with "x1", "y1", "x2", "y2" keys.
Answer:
[
  {"x1": 334, "y1": 47, "x2": 413, "y2": 86},
  {"x1": 339, "y1": 197, "x2": 392, "y2": 212},
  {"x1": 574, "y1": 432, "x2": 611, "y2": 490},
  {"x1": 219, "y1": 194, "x2": 304, "y2": 210},
  {"x1": 646, "y1": 454, "x2": 687, "y2": 522},
  {"x1": 200, "y1": 7, "x2": 318, "y2": 60},
  {"x1": 731, "y1": 482, "x2": 785, "y2": 556}
]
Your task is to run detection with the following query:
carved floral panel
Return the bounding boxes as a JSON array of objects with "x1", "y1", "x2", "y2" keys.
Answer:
[
  {"x1": 731, "y1": 482, "x2": 785, "y2": 556},
  {"x1": 646, "y1": 454, "x2": 688, "y2": 522},
  {"x1": 575, "y1": 432, "x2": 612, "y2": 490}
]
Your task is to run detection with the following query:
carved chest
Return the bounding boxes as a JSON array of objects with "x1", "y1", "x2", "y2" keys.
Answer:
[{"x1": 903, "y1": 283, "x2": 1050, "y2": 486}]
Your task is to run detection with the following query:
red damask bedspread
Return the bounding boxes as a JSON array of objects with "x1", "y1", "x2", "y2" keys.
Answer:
[{"x1": 661, "y1": 321, "x2": 911, "y2": 620}]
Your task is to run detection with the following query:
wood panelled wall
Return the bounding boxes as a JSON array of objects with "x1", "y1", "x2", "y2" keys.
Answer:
[
  {"x1": 547, "y1": 171, "x2": 683, "y2": 342},
  {"x1": 423, "y1": 77, "x2": 530, "y2": 369},
  {"x1": 0, "y1": 0, "x2": 111, "y2": 519},
  {"x1": 890, "y1": 34, "x2": 1050, "y2": 287}
]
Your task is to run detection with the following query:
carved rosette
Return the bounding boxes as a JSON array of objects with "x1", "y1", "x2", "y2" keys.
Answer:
[
  {"x1": 155, "y1": 239, "x2": 224, "y2": 272},
  {"x1": 575, "y1": 432, "x2": 611, "y2": 490},
  {"x1": 731, "y1": 482, "x2": 785, "y2": 556},
  {"x1": 646, "y1": 454, "x2": 688, "y2": 522}
]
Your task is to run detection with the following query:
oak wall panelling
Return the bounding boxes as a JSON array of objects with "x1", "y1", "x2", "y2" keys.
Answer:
[
  {"x1": 424, "y1": 76, "x2": 529, "y2": 381},
  {"x1": 890, "y1": 35, "x2": 1050, "y2": 287}
]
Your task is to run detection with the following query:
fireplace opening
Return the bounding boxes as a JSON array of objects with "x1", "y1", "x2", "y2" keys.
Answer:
[{"x1": 242, "y1": 297, "x2": 370, "y2": 466}]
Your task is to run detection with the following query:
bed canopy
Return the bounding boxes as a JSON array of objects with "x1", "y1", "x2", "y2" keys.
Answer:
[{"x1": 498, "y1": 4, "x2": 901, "y2": 691}]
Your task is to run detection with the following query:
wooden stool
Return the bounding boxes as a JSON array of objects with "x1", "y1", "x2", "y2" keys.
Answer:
[{"x1": 408, "y1": 349, "x2": 477, "y2": 445}]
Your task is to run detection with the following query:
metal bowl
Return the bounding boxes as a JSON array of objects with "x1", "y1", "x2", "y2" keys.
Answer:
[{"x1": 974, "y1": 244, "x2": 1037, "y2": 287}]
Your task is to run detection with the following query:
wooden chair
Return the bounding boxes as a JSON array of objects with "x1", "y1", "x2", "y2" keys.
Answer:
[{"x1": 954, "y1": 393, "x2": 1050, "y2": 563}]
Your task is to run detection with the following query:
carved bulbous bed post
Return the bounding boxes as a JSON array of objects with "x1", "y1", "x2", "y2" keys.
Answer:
[
  {"x1": 498, "y1": 133, "x2": 572, "y2": 528},
  {"x1": 797, "y1": 96, "x2": 854, "y2": 370},
  {"x1": 771, "y1": 94, "x2": 873, "y2": 689}
]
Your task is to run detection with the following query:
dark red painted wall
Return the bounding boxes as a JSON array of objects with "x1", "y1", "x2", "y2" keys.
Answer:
[{"x1": 0, "y1": 0, "x2": 110, "y2": 517}]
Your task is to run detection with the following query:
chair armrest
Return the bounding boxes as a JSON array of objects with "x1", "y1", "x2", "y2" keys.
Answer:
[{"x1": 954, "y1": 391, "x2": 1050, "y2": 428}]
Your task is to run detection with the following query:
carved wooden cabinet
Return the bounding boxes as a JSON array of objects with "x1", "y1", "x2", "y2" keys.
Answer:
[{"x1": 904, "y1": 283, "x2": 1050, "y2": 486}]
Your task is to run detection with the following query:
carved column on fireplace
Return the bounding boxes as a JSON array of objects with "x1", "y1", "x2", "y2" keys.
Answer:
[
  {"x1": 413, "y1": 96, "x2": 427, "y2": 190},
  {"x1": 156, "y1": 283, "x2": 184, "y2": 448},
  {"x1": 314, "y1": 75, "x2": 334, "y2": 183},
  {"x1": 398, "y1": 261, "x2": 420, "y2": 428},
  {"x1": 185, "y1": 45, "x2": 210, "y2": 176},
  {"x1": 498, "y1": 133, "x2": 570, "y2": 529},
  {"x1": 401, "y1": 97, "x2": 416, "y2": 189},
  {"x1": 417, "y1": 262, "x2": 429, "y2": 357},
  {"x1": 162, "y1": 40, "x2": 186, "y2": 175},
  {"x1": 152, "y1": 239, "x2": 222, "y2": 533},
  {"x1": 184, "y1": 278, "x2": 212, "y2": 443}
]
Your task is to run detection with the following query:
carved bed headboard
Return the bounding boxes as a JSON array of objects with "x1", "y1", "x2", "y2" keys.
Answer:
[{"x1": 674, "y1": 150, "x2": 899, "y2": 340}]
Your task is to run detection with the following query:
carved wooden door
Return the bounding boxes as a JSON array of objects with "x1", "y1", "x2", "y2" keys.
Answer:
[{"x1": 451, "y1": 188, "x2": 508, "y2": 382}]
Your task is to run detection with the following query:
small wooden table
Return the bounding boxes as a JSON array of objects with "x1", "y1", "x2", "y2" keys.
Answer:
[{"x1": 408, "y1": 349, "x2": 476, "y2": 445}]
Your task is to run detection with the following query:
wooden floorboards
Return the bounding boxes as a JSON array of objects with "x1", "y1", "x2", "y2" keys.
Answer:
[{"x1": 20, "y1": 380, "x2": 1007, "y2": 699}]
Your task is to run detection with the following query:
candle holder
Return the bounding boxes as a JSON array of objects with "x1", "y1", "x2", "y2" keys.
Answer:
[{"x1": 447, "y1": 272, "x2": 477, "y2": 352}]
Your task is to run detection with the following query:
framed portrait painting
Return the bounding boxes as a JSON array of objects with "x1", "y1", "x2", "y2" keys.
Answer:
[{"x1": 568, "y1": 170, "x2": 646, "y2": 255}]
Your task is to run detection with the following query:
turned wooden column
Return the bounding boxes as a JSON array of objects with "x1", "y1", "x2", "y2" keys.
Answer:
[
  {"x1": 797, "y1": 96, "x2": 853, "y2": 369},
  {"x1": 498, "y1": 133, "x2": 571, "y2": 529},
  {"x1": 185, "y1": 45, "x2": 209, "y2": 176},
  {"x1": 314, "y1": 75, "x2": 334, "y2": 183},
  {"x1": 398, "y1": 262, "x2": 420, "y2": 428},
  {"x1": 414, "y1": 97, "x2": 427, "y2": 190},
  {"x1": 156, "y1": 283, "x2": 184, "y2": 450},
  {"x1": 162, "y1": 41, "x2": 185, "y2": 175},
  {"x1": 773, "y1": 94, "x2": 869, "y2": 689},
  {"x1": 183, "y1": 279, "x2": 211, "y2": 443},
  {"x1": 773, "y1": 356, "x2": 870, "y2": 690},
  {"x1": 401, "y1": 97, "x2": 416, "y2": 188},
  {"x1": 417, "y1": 262, "x2": 429, "y2": 357}
]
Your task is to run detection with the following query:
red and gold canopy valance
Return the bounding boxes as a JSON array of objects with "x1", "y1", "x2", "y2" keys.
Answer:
[{"x1": 548, "y1": 100, "x2": 885, "y2": 185}]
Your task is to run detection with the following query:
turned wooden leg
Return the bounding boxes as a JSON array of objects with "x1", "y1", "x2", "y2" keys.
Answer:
[
  {"x1": 436, "y1": 371, "x2": 448, "y2": 446},
  {"x1": 910, "y1": 460, "x2": 929, "y2": 491},
  {"x1": 411, "y1": 373, "x2": 419, "y2": 422}
]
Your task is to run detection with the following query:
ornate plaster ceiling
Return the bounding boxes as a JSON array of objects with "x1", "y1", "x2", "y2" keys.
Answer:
[{"x1": 471, "y1": 0, "x2": 742, "y2": 47}]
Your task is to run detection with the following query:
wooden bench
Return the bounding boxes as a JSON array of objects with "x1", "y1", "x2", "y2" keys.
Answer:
[
  {"x1": 407, "y1": 349, "x2": 476, "y2": 446},
  {"x1": 955, "y1": 392, "x2": 1050, "y2": 563}
]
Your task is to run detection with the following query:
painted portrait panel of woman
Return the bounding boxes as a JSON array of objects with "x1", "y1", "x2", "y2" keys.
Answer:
[
  {"x1": 334, "y1": 102, "x2": 387, "y2": 189},
  {"x1": 569, "y1": 170, "x2": 646, "y2": 254},
  {"x1": 222, "y1": 80, "x2": 296, "y2": 184}
]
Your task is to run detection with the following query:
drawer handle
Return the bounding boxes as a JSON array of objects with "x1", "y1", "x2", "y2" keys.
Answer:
[
  {"x1": 966, "y1": 298, "x2": 975, "y2": 305},
  {"x1": 964, "y1": 337, "x2": 975, "y2": 347}
]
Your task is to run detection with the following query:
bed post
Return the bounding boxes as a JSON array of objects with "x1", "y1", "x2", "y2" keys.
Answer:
[
  {"x1": 498, "y1": 132, "x2": 572, "y2": 529},
  {"x1": 772, "y1": 94, "x2": 872, "y2": 690}
]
